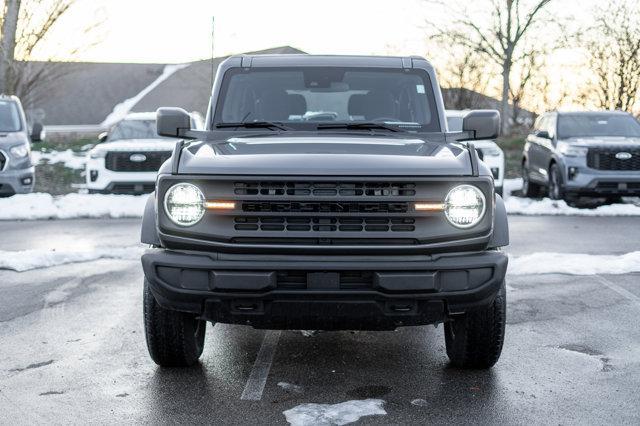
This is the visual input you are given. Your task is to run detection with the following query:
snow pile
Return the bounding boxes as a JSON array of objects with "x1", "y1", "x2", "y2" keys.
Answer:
[
  {"x1": 504, "y1": 197, "x2": 640, "y2": 216},
  {"x1": 0, "y1": 193, "x2": 148, "y2": 220},
  {"x1": 283, "y1": 399, "x2": 386, "y2": 426},
  {"x1": 0, "y1": 246, "x2": 145, "y2": 272},
  {"x1": 509, "y1": 251, "x2": 640, "y2": 276},
  {"x1": 31, "y1": 150, "x2": 86, "y2": 169},
  {"x1": 101, "y1": 63, "x2": 190, "y2": 127}
]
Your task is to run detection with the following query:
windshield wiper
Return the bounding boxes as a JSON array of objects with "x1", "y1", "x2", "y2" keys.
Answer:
[
  {"x1": 316, "y1": 122, "x2": 404, "y2": 132},
  {"x1": 215, "y1": 121, "x2": 291, "y2": 131}
]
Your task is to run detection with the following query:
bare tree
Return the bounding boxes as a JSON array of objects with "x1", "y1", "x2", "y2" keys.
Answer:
[
  {"x1": 427, "y1": 0, "x2": 556, "y2": 134},
  {"x1": 0, "y1": 0, "x2": 103, "y2": 110},
  {"x1": 584, "y1": 0, "x2": 640, "y2": 113},
  {"x1": 440, "y1": 49, "x2": 492, "y2": 110}
]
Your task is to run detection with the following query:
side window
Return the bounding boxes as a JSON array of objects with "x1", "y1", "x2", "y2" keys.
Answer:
[{"x1": 546, "y1": 115, "x2": 557, "y2": 139}]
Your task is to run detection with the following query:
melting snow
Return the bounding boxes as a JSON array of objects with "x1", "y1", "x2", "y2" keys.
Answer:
[
  {"x1": 31, "y1": 150, "x2": 86, "y2": 170},
  {"x1": 0, "y1": 246, "x2": 144, "y2": 272},
  {"x1": 101, "y1": 63, "x2": 190, "y2": 128},
  {"x1": 283, "y1": 399, "x2": 386, "y2": 426},
  {"x1": 278, "y1": 382, "x2": 304, "y2": 394},
  {"x1": 509, "y1": 252, "x2": 640, "y2": 276},
  {"x1": 0, "y1": 193, "x2": 148, "y2": 220}
]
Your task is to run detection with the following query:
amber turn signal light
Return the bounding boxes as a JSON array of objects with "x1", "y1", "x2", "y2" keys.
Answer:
[
  {"x1": 205, "y1": 201, "x2": 236, "y2": 210},
  {"x1": 414, "y1": 202, "x2": 444, "y2": 212}
]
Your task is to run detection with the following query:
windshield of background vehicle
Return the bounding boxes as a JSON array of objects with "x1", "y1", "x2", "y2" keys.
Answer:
[
  {"x1": 0, "y1": 100, "x2": 22, "y2": 132},
  {"x1": 558, "y1": 114, "x2": 640, "y2": 139},
  {"x1": 108, "y1": 119, "x2": 171, "y2": 141},
  {"x1": 214, "y1": 67, "x2": 441, "y2": 132}
]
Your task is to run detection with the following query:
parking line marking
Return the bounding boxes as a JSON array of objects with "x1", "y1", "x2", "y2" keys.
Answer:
[
  {"x1": 240, "y1": 330, "x2": 281, "y2": 401},
  {"x1": 594, "y1": 275, "x2": 640, "y2": 306}
]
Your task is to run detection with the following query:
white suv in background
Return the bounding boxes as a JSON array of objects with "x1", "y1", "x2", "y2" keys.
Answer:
[
  {"x1": 86, "y1": 112, "x2": 201, "y2": 194},
  {"x1": 446, "y1": 110, "x2": 505, "y2": 196}
]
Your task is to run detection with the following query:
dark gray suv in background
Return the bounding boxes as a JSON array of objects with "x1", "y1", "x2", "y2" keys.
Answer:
[
  {"x1": 0, "y1": 95, "x2": 43, "y2": 196},
  {"x1": 522, "y1": 111, "x2": 640, "y2": 202}
]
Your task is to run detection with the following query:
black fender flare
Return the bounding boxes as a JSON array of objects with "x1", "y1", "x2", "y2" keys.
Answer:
[
  {"x1": 489, "y1": 194, "x2": 509, "y2": 248},
  {"x1": 141, "y1": 192, "x2": 161, "y2": 246}
]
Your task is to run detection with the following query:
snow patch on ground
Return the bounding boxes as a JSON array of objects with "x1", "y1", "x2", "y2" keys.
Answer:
[
  {"x1": 101, "y1": 63, "x2": 190, "y2": 128},
  {"x1": 31, "y1": 150, "x2": 86, "y2": 169},
  {"x1": 283, "y1": 399, "x2": 386, "y2": 426},
  {"x1": 501, "y1": 178, "x2": 640, "y2": 216},
  {"x1": 509, "y1": 252, "x2": 640, "y2": 276},
  {"x1": 0, "y1": 246, "x2": 144, "y2": 272},
  {"x1": 0, "y1": 193, "x2": 148, "y2": 220},
  {"x1": 278, "y1": 382, "x2": 304, "y2": 394}
]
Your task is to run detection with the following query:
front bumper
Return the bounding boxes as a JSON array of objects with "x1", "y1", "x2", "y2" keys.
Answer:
[
  {"x1": 85, "y1": 157, "x2": 158, "y2": 193},
  {"x1": 0, "y1": 166, "x2": 35, "y2": 195},
  {"x1": 562, "y1": 158, "x2": 640, "y2": 196},
  {"x1": 142, "y1": 249, "x2": 508, "y2": 330}
]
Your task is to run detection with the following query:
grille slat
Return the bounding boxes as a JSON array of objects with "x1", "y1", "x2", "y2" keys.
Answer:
[
  {"x1": 234, "y1": 181, "x2": 416, "y2": 197},
  {"x1": 105, "y1": 151, "x2": 172, "y2": 172},
  {"x1": 587, "y1": 148, "x2": 640, "y2": 171},
  {"x1": 235, "y1": 217, "x2": 416, "y2": 233}
]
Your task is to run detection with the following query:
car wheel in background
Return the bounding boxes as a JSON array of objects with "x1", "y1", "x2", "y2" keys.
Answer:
[
  {"x1": 143, "y1": 279, "x2": 206, "y2": 367},
  {"x1": 548, "y1": 163, "x2": 564, "y2": 200},
  {"x1": 521, "y1": 163, "x2": 542, "y2": 198},
  {"x1": 444, "y1": 281, "x2": 506, "y2": 369}
]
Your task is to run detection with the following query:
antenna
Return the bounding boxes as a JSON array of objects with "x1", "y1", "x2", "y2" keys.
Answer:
[{"x1": 210, "y1": 16, "x2": 215, "y2": 89}]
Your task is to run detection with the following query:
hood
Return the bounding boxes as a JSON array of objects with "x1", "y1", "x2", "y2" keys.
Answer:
[
  {"x1": 0, "y1": 131, "x2": 29, "y2": 148},
  {"x1": 92, "y1": 139, "x2": 178, "y2": 153},
  {"x1": 178, "y1": 135, "x2": 472, "y2": 176},
  {"x1": 562, "y1": 136, "x2": 640, "y2": 147}
]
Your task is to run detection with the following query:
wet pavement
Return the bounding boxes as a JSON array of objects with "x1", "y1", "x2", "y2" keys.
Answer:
[{"x1": 0, "y1": 217, "x2": 639, "y2": 424}]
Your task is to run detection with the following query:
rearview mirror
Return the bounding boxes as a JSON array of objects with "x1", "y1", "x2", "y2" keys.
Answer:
[
  {"x1": 462, "y1": 110, "x2": 500, "y2": 140},
  {"x1": 157, "y1": 107, "x2": 192, "y2": 138},
  {"x1": 98, "y1": 132, "x2": 108, "y2": 143},
  {"x1": 31, "y1": 122, "x2": 44, "y2": 142}
]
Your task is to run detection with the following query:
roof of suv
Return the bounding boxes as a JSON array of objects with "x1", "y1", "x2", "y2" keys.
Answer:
[
  {"x1": 554, "y1": 110, "x2": 632, "y2": 116},
  {"x1": 228, "y1": 54, "x2": 433, "y2": 69}
]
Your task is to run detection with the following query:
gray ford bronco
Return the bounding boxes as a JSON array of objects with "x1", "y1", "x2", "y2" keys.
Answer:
[{"x1": 141, "y1": 55, "x2": 509, "y2": 369}]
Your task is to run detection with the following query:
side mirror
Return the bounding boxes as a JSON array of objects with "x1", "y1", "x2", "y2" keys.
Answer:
[
  {"x1": 98, "y1": 132, "x2": 108, "y2": 143},
  {"x1": 157, "y1": 107, "x2": 191, "y2": 138},
  {"x1": 536, "y1": 130, "x2": 551, "y2": 139},
  {"x1": 462, "y1": 110, "x2": 500, "y2": 140},
  {"x1": 31, "y1": 122, "x2": 44, "y2": 142}
]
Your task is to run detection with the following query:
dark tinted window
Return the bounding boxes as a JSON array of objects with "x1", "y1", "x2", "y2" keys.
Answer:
[
  {"x1": 215, "y1": 67, "x2": 441, "y2": 131},
  {"x1": 0, "y1": 100, "x2": 22, "y2": 132},
  {"x1": 558, "y1": 114, "x2": 640, "y2": 138}
]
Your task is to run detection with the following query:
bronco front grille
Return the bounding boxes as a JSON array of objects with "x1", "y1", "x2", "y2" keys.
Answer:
[
  {"x1": 587, "y1": 148, "x2": 640, "y2": 171},
  {"x1": 105, "y1": 151, "x2": 172, "y2": 172},
  {"x1": 234, "y1": 181, "x2": 416, "y2": 197},
  {"x1": 234, "y1": 217, "x2": 416, "y2": 232},
  {"x1": 242, "y1": 201, "x2": 409, "y2": 214}
]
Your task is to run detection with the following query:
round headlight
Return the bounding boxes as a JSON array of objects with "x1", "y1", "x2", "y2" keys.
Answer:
[
  {"x1": 164, "y1": 183, "x2": 205, "y2": 226},
  {"x1": 444, "y1": 185, "x2": 486, "y2": 228}
]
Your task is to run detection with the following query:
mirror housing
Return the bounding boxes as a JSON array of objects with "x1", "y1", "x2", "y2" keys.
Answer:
[
  {"x1": 536, "y1": 130, "x2": 551, "y2": 139},
  {"x1": 98, "y1": 131, "x2": 108, "y2": 143},
  {"x1": 462, "y1": 110, "x2": 500, "y2": 140},
  {"x1": 31, "y1": 122, "x2": 44, "y2": 143},
  {"x1": 157, "y1": 107, "x2": 191, "y2": 138}
]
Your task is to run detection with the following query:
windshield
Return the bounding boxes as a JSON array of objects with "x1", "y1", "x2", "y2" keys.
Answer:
[
  {"x1": 108, "y1": 119, "x2": 169, "y2": 141},
  {"x1": 557, "y1": 114, "x2": 640, "y2": 139},
  {"x1": 0, "y1": 100, "x2": 22, "y2": 132},
  {"x1": 214, "y1": 67, "x2": 441, "y2": 132},
  {"x1": 446, "y1": 116, "x2": 464, "y2": 132}
]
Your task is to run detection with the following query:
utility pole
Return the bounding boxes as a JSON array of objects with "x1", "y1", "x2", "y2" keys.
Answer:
[{"x1": 0, "y1": 0, "x2": 22, "y2": 94}]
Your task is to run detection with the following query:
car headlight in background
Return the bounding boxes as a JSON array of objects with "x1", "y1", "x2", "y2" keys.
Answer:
[
  {"x1": 480, "y1": 147, "x2": 502, "y2": 157},
  {"x1": 89, "y1": 149, "x2": 107, "y2": 159},
  {"x1": 10, "y1": 144, "x2": 29, "y2": 158},
  {"x1": 557, "y1": 142, "x2": 588, "y2": 157},
  {"x1": 444, "y1": 184, "x2": 486, "y2": 228},
  {"x1": 164, "y1": 183, "x2": 205, "y2": 226}
]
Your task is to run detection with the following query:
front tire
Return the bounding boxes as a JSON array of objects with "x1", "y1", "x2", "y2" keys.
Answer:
[
  {"x1": 521, "y1": 163, "x2": 542, "y2": 198},
  {"x1": 444, "y1": 281, "x2": 506, "y2": 369},
  {"x1": 548, "y1": 163, "x2": 564, "y2": 200},
  {"x1": 143, "y1": 279, "x2": 206, "y2": 367}
]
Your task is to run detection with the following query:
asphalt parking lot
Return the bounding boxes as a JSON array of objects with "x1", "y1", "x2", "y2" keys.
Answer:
[{"x1": 0, "y1": 216, "x2": 639, "y2": 424}]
